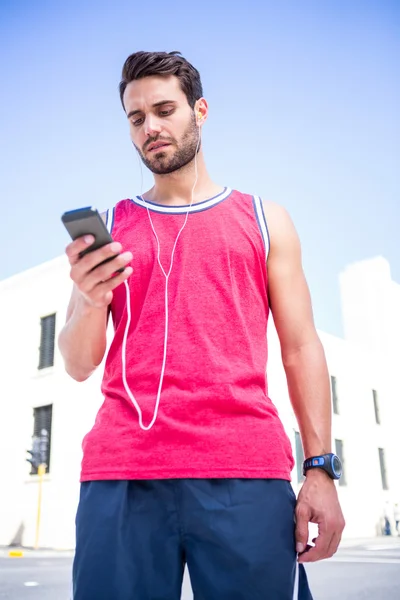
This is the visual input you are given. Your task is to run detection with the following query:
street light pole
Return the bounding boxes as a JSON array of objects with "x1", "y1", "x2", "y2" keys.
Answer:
[
  {"x1": 34, "y1": 463, "x2": 46, "y2": 550},
  {"x1": 27, "y1": 429, "x2": 49, "y2": 550}
]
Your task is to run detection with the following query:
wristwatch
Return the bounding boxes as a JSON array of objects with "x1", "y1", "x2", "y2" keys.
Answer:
[{"x1": 302, "y1": 453, "x2": 342, "y2": 480}]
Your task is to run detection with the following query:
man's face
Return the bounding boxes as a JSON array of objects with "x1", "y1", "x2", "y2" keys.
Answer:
[{"x1": 123, "y1": 75, "x2": 200, "y2": 175}]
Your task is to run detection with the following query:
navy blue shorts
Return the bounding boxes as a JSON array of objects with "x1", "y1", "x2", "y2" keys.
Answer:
[{"x1": 73, "y1": 479, "x2": 313, "y2": 599}]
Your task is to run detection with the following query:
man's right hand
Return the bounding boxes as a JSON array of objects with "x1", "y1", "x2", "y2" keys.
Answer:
[{"x1": 66, "y1": 235, "x2": 133, "y2": 309}]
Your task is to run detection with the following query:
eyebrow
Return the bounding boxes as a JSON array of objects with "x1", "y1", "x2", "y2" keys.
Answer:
[{"x1": 127, "y1": 100, "x2": 177, "y2": 120}]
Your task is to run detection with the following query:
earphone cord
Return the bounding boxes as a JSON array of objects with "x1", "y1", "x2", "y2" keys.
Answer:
[{"x1": 121, "y1": 124, "x2": 201, "y2": 430}]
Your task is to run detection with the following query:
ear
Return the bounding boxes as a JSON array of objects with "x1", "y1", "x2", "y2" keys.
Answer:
[{"x1": 195, "y1": 98, "x2": 208, "y2": 126}]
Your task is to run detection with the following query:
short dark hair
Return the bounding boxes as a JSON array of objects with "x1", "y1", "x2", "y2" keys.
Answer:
[{"x1": 119, "y1": 51, "x2": 203, "y2": 110}]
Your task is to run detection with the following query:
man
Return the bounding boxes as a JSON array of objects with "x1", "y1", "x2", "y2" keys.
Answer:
[
  {"x1": 59, "y1": 51, "x2": 345, "y2": 600},
  {"x1": 394, "y1": 503, "x2": 400, "y2": 536}
]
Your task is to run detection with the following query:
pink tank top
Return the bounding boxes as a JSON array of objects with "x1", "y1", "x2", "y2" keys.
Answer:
[{"x1": 80, "y1": 188, "x2": 294, "y2": 481}]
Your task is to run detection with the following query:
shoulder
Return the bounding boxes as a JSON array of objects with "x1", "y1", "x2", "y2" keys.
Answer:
[
  {"x1": 231, "y1": 190, "x2": 301, "y2": 252},
  {"x1": 261, "y1": 199, "x2": 302, "y2": 258},
  {"x1": 262, "y1": 199, "x2": 292, "y2": 226}
]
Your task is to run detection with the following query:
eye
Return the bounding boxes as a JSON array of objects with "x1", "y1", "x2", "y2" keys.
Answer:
[
  {"x1": 159, "y1": 108, "x2": 174, "y2": 117},
  {"x1": 132, "y1": 117, "x2": 144, "y2": 127}
]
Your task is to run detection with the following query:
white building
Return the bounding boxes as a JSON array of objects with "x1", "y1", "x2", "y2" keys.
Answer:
[{"x1": 0, "y1": 255, "x2": 399, "y2": 549}]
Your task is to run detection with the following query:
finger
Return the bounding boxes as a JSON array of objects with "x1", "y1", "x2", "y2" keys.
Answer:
[
  {"x1": 298, "y1": 530, "x2": 334, "y2": 563},
  {"x1": 295, "y1": 503, "x2": 310, "y2": 555},
  {"x1": 82, "y1": 252, "x2": 133, "y2": 290},
  {"x1": 66, "y1": 235, "x2": 95, "y2": 264},
  {"x1": 326, "y1": 531, "x2": 342, "y2": 559},
  {"x1": 90, "y1": 266, "x2": 133, "y2": 306},
  {"x1": 71, "y1": 246, "x2": 128, "y2": 288},
  {"x1": 78, "y1": 242, "x2": 123, "y2": 274}
]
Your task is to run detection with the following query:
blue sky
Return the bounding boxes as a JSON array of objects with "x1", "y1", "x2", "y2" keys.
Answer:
[{"x1": 0, "y1": 0, "x2": 398, "y2": 337}]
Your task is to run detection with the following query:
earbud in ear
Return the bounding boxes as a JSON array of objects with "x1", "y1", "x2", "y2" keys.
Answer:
[{"x1": 197, "y1": 112, "x2": 203, "y2": 121}]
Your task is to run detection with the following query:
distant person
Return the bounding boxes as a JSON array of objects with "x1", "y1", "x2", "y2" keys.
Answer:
[
  {"x1": 59, "y1": 50, "x2": 345, "y2": 600},
  {"x1": 394, "y1": 503, "x2": 400, "y2": 536},
  {"x1": 383, "y1": 502, "x2": 392, "y2": 536}
]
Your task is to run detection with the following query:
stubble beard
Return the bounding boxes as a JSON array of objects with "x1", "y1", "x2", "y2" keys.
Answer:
[{"x1": 135, "y1": 113, "x2": 200, "y2": 175}]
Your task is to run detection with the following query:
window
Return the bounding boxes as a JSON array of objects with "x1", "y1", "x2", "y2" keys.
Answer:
[
  {"x1": 30, "y1": 405, "x2": 53, "y2": 475},
  {"x1": 335, "y1": 439, "x2": 346, "y2": 486},
  {"x1": 373, "y1": 390, "x2": 381, "y2": 424},
  {"x1": 331, "y1": 376, "x2": 339, "y2": 415},
  {"x1": 295, "y1": 431, "x2": 305, "y2": 484},
  {"x1": 378, "y1": 448, "x2": 389, "y2": 490},
  {"x1": 38, "y1": 313, "x2": 56, "y2": 370}
]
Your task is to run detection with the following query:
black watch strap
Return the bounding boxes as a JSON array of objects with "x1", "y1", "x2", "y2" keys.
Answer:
[
  {"x1": 303, "y1": 455, "x2": 326, "y2": 473},
  {"x1": 302, "y1": 453, "x2": 342, "y2": 480}
]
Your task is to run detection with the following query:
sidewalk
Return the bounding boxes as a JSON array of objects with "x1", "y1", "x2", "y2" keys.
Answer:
[
  {"x1": 339, "y1": 536, "x2": 400, "y2": 549},
  {"x1": 1, "y1": 546, "x2": 74, "y2": 558},
  {"x1": 3, "y1": 536, "x2": 400, "y2": 558}
]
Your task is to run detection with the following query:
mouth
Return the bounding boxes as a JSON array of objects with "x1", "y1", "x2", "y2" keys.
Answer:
[{"x1": 147, "y1": 142, "x2": 171, "y2": 153}]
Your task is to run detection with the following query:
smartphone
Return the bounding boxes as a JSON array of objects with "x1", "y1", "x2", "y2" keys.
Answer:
[{"x1": 61, "y1": 206, "x2": 122, "y2": 270}]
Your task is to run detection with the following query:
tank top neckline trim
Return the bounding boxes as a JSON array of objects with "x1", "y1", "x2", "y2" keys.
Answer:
[{"x1": 130, "y1": 187, "x2": 233, "y2": 214}]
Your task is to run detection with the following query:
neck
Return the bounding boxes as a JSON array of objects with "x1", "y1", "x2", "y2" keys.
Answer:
[{"x1": 143, "y1": 151, "x2": 222, "y2": 206}]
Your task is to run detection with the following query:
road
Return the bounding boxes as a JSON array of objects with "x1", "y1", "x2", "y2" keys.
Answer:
[
  {"x1": 306, "y1": 538, "x2": 400, "y2": 599},
  {"x1": 1, "y1": 538, "x2": 399, "y2": 599}
]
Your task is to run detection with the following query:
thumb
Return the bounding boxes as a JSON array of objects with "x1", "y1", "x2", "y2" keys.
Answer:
[{"x1": 295, "y1": 504, "x2": 310, "y2": 554}]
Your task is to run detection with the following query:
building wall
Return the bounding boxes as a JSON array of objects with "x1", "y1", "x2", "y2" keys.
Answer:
[
  {"x1": 0, "y1": 255, "x2": 399, "y2": 548},
  {"x1": 267, "y1": 318, "x2": 400, "y2": 539},
  {"x1": 337, "y1": 256, "x2": 400, "y2": 536},
  {"x1": 339, "y1": 256, "x2": 400, "y2": 358},
  {"x1": 0, "y1": 257, "x2": 106, "y2": 549}
]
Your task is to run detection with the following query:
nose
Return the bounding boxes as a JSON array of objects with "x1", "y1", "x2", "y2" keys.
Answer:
[{"x1": 144, "y1": 114, "x2": 162, "y2": 137}]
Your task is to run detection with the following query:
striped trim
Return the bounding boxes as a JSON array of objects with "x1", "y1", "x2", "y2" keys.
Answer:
[
  {"x1": 130, "y1": 187, "x2": 232, "y2": 214},
  {"x1": 293, "y1": 561, "x2": 299, "y2": 599},
  {"x1": 252, "y1": 196, "x2": 270, "y2": 258},
  {"x1": 105, "y1": 207, "x2": 115, "y2": 234}
]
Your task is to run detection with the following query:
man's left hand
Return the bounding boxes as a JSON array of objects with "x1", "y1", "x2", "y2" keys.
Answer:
[{"x1": 295, "y1": 469, "x2": 345, "y2": 563}]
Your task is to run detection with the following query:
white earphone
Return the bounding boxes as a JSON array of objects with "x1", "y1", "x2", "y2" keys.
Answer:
[{"x1": 121, "y1": 108, "x2": 202, "y2": 430}]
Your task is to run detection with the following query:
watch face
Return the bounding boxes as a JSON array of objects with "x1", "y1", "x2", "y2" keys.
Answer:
[{"x1": 332, "y1": 455, "x2": 342, "y2": 476}]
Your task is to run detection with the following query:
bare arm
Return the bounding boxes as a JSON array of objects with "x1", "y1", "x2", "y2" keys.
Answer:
[
  {"x1": 264, "y1": 200, "x2": 345, "y2": 562},
  {"x1": 58, "y1": 216, "x2": 133, "y2": 382},
  {"x1": 264, "y1": 201, "x2": 331, "y2": 458},
  {"x1": 58, "y1": 284, "x2": 109, "y2": 382}
]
